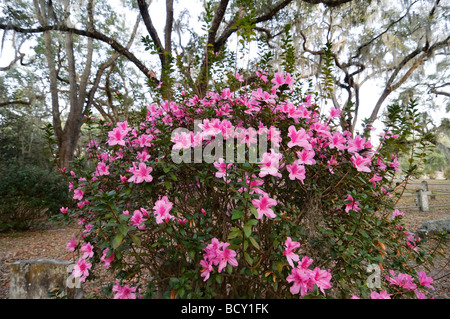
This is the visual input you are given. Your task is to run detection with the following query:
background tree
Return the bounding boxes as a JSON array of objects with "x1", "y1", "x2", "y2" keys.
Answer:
[{"x1": 1, "y1": 0, "x2": 448, "y2": 168}]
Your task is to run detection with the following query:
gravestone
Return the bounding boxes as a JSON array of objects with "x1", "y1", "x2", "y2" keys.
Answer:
[
  {"x1": 9, "y1": 259, "x2": 83, "y2": 299},
  {"x1": 417, "y1": 219, "x2": 450, "y2": 238},
  {"x1": 416, "y1": 181, "x2": 432, "y2": 212}
]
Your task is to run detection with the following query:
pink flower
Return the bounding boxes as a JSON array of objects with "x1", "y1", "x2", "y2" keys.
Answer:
[
  {"x1": 347, "y1": 135, "x2": 366, "y2": 154},
  {"x1": 344, "y1": 195, "x2": 360, "y2": 213},
  {"x1": 100, "y1": 248, "x2": 114, "y2": 268},
  {"x1": 351, "y1": 153, "x2": 372, "y2": 173},
  {"x1": 153, "y1": 196, "x2": 174, "y2": 224},
  {"x1": 214, "y1": 158, "x2": 233, "y2": 180},
  {"x1": 286, "y1": 160, "x2": 306, "y2": 183},
  {"x1": 370, "y1": 290, "x2": 391, "y2": 299},
  {"x1": 258, "y1": 150, "x2": 283, "y2": 178},
  {"x1": 311, "y1": 267, "x2": 332, "y2": 296},
  {"x1": 60, "y1": 207, "x2": 68, "y2": 214},
  {"x1": 389, "y1": 155, "x2": 401, "y2": 172},
  {"x1": 296, "y1": 148, "x2": 316, "y2": 165},
  {"x1": 107, "y1": 127, "x2": 127, "y2": 146},
  {"x1": 329, "y1": 107, "x2": 341, "y2": 118},
  {"x1": 287, "y1": 126, "x2": 311, "y2": 149},
  {"x1": 73, "y1": 188, "x2": 84, "y2": 201},
  {"x1": 96, "y1": 161, "x2": 110, "y2": 176},
  {"x1": 171, "y1": 131, "x2": 192, "y2": 150},
  {"x1": 369, "y1": 173, "x2": 383, "y2": 187},
  {"x1": 112, "y1": 281, "x2": 137, "y2": 299},
  {"x1": 217, "y1": 242, "x2": 238, "y2": 273},
  {"x1": 73, "y1": 258, "x2": 92, "y2": 282},
  {"x1": 418, "y1": 271, "x2": 434, "y2": 290},
  {"x1": 200, "y1": 238, "x2": 238, "y2": 281},
  {"x1": 200, "y1": 258, "x2": 213, "y2": 282},
  {"x1": 252, "y1": 193, "x2": 277, "y2": 220},
  {"x1": 283, "y1": 237, "x2": 301, "y2": 267},
  {"x1": 297, "y1": 256, "x2": 314, "y2": 270},
  {"x1": 80, "y1": 242, "x2": 94, "y2": 259},
  {"x1": 329, "y1": 131, "x2": 347, "y2": 151},
  {"x1": 128, "y1": 162, "x2": 153, "y2": 183},
  {"x1": 237, "y1": 128, "x2": 258, "y2": 147},
  {"x1": 286, "y1": 267, "x2": 311, "y2": 296},
  {"x1": 66, "y1": 236, "x2": 77, "y2": 252},
  {"x1": 386, "y1": 270, "x2": 417, "y2": 291},
  {"x1": 271, "y1": 72, "x2": 294, "y2": 90},
  {"x1": 392, "y1": 209, "x2": 405, "y2": 219},
  {"x1": 130, "y1": 210, "x2": 147, "y2": 229}
]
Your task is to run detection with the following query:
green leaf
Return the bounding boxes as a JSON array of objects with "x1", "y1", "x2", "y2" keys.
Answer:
[
  {"x1": 118, "y1": 224, "x2": 129, "y2": 236},
  {"x1": 245, "y1": 219, "x2": 258, "y2": 227},
  {"x1": 112, "y1": 233, "x2": 124, "y2": 249},
  {"x1": 228, "y1": 227, "x2": 242, "y2": 239},
  {"x1": 243, "y1": 225, "x2": 252, "y2": 237},
  {"x1": 231, "y1": 209, "x2": 244, "y2": 220},
  {"x1": 248, "y1": 236, "x2": 260, "y2": 250},
  {"x1": 130, "y1": 234, "x2": 141, "y2": 247}
]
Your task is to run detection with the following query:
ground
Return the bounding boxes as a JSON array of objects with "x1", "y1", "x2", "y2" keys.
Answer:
[{"x1": 0, "y1": 182, "x2": 449, "y2": 299}]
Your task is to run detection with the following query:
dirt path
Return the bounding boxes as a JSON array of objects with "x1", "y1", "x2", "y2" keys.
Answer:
[{"x1": 0, "y1": 210, "x2": 448, "y2": 299}]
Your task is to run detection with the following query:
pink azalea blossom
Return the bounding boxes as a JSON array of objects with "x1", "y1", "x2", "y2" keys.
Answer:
[
  {"x1": 369, "y1": 173, "x2": 383, "y2": 187},
  {"x1": 370, "y1": 290, "x2": 391, "y2": 299},
  {"x1": 344, "y1": 195, "x2": 361, "y2": 213},
  {"x1": 130, "y1": 210, "x2": 147, "y2": 229},
  {"x1": 200, "y1": 258, "x2": 213, "y2": 282},
  {"x1": 73, "y1": 258, "x2": 92, "y2": 282},
  {"x1": 297, "y1": 256, "x2": 314, "y2": 270},
  {"x1": 351, "y1": 153, "x2": 372, "y2": 173},
  {"x1": 153, "y1": 196, "x2": 174, "y2": 224},
  {"x1": 329, "y1": 107, "x2": 341, "y2": 118},
  {"x1": 252, "y1": 193, "x2": 277, "y2": 220},
  {"x1": 217, "y1": 242, "x2": 238, "y2": 273},
  {"x1": 73, "y1": 188, "x2": 84, "y2": 201},
  {"x1": 311, "y1": 267, "x2": 332, "y2": 296},
  {"x1": 389, "y1": 155, "x2": 402, "y2": 172},
  {"x1": 286, "y1": 266, "x2": 311, "y2": 297},
  {"x1": 112, "y1": 281, "x2": 137, "y2": 299},
  {"x1": 107, "y1": 127, "x2": 127, "y2": 146},
  {"x1": 418, "y1": 271, "x2": 434, "y2": 290},
  {"x1": 386, "y1": 270, "x2": 417, "y2": 291},
  {"x1": 283, "y1": 237, "x2": 301, "y2": 267},
  {"x1": 328, "y1": 131, "x2": 347, "y2": 151},
  {"x1": 128, "y1": 162, "x2": 153, "y2": 183},
  {"x1": 286, "y1": 160, "x2": 306, "y2": 183},
  {"x1": 66, "y1": 236, "x2": 77, "y2": 252},
  {"x1": 214, "y1": 158, "x2": 233, "y2": 180},
  {"x1": 60, "y1": 207, "x2": 68, "y2": 214},
  {"x1": 80, "y1": 242, "x2": 94, "y2": 259},
  {"x1": 96, "y1": 161, "x2": 110, "y2": 176},
  {"x1": 296, "y1": 148, "x2": 316, "y2": 165},
  {"x1": 258, "y1": 150, "x2": 283, "y2": 178},
  {"x1": 171, "y1": 131, "x2": 192, "y2": 150},
  {"x1": 100, "y1": 248, "x2": 114, "y2": 268},
  {"x1": 392, "y1": 209, "x2": 405, "y2": 219},
  {"x1": 287, "y1": 126, "x2": 311, "y2": 149},
  {"x1": 347, "y1": 135, "x2": 366, "y2": 154},
  {"x1": 200, "y1": 238, "x2": 238, "y2": 281}
]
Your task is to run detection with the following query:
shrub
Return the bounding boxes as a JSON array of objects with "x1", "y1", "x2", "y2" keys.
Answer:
[
  {"x1": 59, "y1": 71, "x2": 446, "y2": 299},
  {"x1": 0, "y1": 161, "x2": 69, "y2": 231}
]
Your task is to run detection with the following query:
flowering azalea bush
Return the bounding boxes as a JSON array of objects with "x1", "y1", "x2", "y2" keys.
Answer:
[{"x1": 56, "y1": 70, "x2": 446, "y2": 299}]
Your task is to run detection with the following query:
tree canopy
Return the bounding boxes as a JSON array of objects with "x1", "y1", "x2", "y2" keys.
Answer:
[{"x1": 0, "y1": 0, "x2": 449, "y2": 168}]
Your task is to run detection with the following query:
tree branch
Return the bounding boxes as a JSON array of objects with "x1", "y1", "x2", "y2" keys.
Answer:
[
  {"x1": 0, "y1": 23, "x2": 155, "y2": 82},
  {"x1": 137, "y1": 0, "x2": 165, "y2": 66}
]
